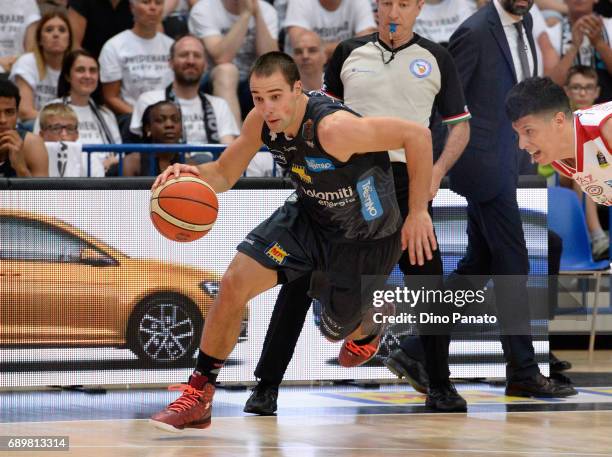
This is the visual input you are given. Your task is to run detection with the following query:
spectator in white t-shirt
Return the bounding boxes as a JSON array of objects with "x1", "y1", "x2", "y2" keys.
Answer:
[
  {"x1": 0, "y1": 0, "x2": 41, "y2": 73},
  {"x1": 543, "y1": 0, "x2": 612, "y2": 103},
  {"x1": 38, "y1": 102, "x2": 80, "y2": 174},
  {"x1": 284, "y1": 0, "x2": 376, "y2": 60},
  {"x1": 188, "y1": 0, "x2": 279, "y2": 126},
  {"x1": 10, "y1": 11, "x2": 73, "y2": 125},
  {"x1": 129, "y1": 34, "x2": 239, "y2": 169},
  {"x1": 34, "y1": 49, "x2": 122, "y2": 177},
  {"x1": 130, "y1": 35, "x2": 238, "y2": 144},
  {"x1": 415, "y1": 0, "x2": 478, "y2": 46},
  {"x1": 99, "y1": 0, "x2": 174, "y2": 139},
  {"x1": 162, "y1": 0, "x2": 197, "y2": 38}
]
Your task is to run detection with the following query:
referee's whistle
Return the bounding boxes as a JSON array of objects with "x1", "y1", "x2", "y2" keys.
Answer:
[{"x1": 389, "y1": 23, "x2": 397, "y2": 33}]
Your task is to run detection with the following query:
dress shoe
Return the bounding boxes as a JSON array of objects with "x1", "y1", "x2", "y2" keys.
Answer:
[
  {"x1": 384, "y1": 348, "x2": 429, "y2": 394},
  {"x1": 426, "y1": 381, "x2": 467, "y2": 412},
  {"x1": 243, "y1": 382, "x2": 279, "y2": 415},
  {"x1": 505, "y1": 373, "x2": 577, "y2": 398},
  {"x1": 550, "y1": 351, "x2": 572, "y2": 373}
]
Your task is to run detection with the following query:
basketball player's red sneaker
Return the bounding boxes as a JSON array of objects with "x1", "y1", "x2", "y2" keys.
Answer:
[
  {"x1": 338, "y1": 301, "x2": 395, "y2": 368},
  {"x1": 150, "y1": 372, "x2": 214, "y2": 432}
]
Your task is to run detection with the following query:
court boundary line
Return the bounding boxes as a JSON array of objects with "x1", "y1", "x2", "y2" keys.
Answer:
[{"x1": 2, "y1": 408, "x2": 612, "y2": 426}]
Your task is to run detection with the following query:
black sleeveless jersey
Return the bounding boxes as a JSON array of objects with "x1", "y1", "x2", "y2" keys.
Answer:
[
  {"x1": 0, "y1": 128, "x2": 27, "y2": 178},
  {"x1": 261, "y1": 92, "x2": 401, "y2": 242}
]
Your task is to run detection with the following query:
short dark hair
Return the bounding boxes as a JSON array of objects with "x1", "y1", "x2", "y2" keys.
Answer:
[
  {"x1": 249, "y1": 51, "x2": 301, "y2": 87},
  {"x1": 58, "y1": 49, "x2": 103, "y2": 105},
  {"x1": 0, "y1": 79, "x2": 21, "y2": 108},
  {"x1": 505, "y1": 77, "x2": 571, "y2": 122},
  {"x1": 565, "y1": 65, "x2": 598, "y2": 86},
  {"x1": 142, "y1": 100, "x2": 181, "y2": 141}
]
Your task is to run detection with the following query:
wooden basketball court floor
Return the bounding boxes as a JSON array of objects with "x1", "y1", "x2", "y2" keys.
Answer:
[{"x1": 1, "y1": 351, "x2": 611, "y2": 457}]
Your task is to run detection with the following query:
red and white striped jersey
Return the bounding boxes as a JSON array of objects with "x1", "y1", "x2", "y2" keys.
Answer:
[{"x1": 552, "y1": 101, "x2": 612, "y2": 206}]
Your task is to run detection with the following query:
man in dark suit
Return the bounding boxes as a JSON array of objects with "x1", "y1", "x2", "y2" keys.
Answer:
[{"x1": 447, "y1": 0, "x2": 576, "y2": 397}]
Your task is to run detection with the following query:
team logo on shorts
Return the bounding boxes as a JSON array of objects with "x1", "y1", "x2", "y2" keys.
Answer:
[
  {"x1": 266, "y1": 242, "x2": 288, "y2": 265},
  {"x1": 586, "y1": 185, "x2": 604, "y2": 196},
  {"x1": 291, "y1": 164, "x2": 312, "y2": 183},
  {"x1": 410, "y1": 59, "x2": 432, "y2": 78},
  {"x1": 305, "y1": 156, "x2": 335, "y2": 172}
]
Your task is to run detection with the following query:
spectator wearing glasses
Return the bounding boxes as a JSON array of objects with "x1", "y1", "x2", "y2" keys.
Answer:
[
  {"x1": 561, "y1": 65, "x2": 609, "y2": 260},
  {"x1": 34, "y1": 49, "x2": 122, "y2": 177},
  {"x1": 39, "y1": 102, "x2": 79, "y2": 142}
]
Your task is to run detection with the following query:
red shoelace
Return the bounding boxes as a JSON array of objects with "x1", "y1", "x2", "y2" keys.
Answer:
[
  {"x1": 345, "y1": 340, "x2": 377, "y2": 358},
  {"x1": 167, "y1": 384, "x2": 207, "y2": 412}
]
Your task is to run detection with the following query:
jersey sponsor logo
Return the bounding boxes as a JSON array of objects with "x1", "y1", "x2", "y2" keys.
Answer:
[
  {"x1": 586, "y1": 185, "x2": 604, "y2": 196},
  {"x1": 409, "y1": 59, "x2": 432, "y2": 78},
  {"x1": 265, "y1": 242, "x2": 288, "y2": 265},
  {"x1": 305, "y1": 156, "x2": 336, "y2": 172},
  {"x1": 357, "y1": 176, "x2": 384, "y2": 221},
  {"x1": 302, "y1": 185, "x2": 356, "y2": 208},
  {"x1": 292, "y1": 164, "x2": 312, "y2": 183},
  {"x1": 596, "y1": 150, "x2": 609, "y2": 168}
]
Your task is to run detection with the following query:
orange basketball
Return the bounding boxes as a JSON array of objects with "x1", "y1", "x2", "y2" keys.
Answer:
[{"x1": 150, "y1": 172, "x2": 218, "y2": 242}]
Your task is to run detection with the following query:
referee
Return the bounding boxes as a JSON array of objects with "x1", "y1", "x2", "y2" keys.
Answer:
[{"x1": 244, "y1": 0, "x2": 471, "y2": 414}]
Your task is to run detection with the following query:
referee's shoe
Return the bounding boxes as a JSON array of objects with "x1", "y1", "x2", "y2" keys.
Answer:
[
  {"x1": 244, "y1": 381, "x2": 279, "y2": 415},
  {"x1": 426, "y1": 381, "x2": 468, "y2": 412}
]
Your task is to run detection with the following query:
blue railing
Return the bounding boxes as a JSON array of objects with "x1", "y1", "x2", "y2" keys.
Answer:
[{"x1": 81, "y1": 143, "x2": 278, "y2": 177}]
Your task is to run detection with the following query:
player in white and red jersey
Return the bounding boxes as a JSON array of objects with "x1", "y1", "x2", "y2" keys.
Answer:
[{"x1": 506, "y1": 76, "x2": 612, "y2": 205}]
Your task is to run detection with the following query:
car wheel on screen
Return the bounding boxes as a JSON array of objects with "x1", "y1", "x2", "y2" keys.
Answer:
[{"x1": 128, "y1": 294, "x2": 203, "y2": 366}]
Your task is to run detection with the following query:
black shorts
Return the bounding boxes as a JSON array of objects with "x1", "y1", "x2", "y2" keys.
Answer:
[{"x1": 237, "y1": 197, "x2": 402, "y2": 339}]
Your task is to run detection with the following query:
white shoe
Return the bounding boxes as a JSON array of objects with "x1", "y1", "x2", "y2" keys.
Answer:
[{"x1": 592, "y1": 235, "x2": 609, "y2": 259}]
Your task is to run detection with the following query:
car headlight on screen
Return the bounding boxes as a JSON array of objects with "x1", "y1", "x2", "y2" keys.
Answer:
[{"x1": 200, "y1": 281, "x2": 220, "y2": 297}]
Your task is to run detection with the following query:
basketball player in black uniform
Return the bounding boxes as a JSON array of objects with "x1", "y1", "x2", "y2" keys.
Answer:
[
  {"x1": 150, "y1": 51, "x2": 436, "y2": 432},
  {"x1": 245, "y1": 1, "x2": 471, "y2": 415},
  {"x1": 0, "y1": 80, "x2": 48, "y2": 177}
]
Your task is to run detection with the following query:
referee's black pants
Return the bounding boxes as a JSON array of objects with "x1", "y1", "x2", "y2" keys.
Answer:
[{"x1": 253, "y1": 162, "x2": 451, "y2": 386}]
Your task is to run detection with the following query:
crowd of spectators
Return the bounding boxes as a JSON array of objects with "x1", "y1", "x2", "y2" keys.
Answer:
[{"x1": 0, "y1": 0, "x2": 610, "y2": 195}]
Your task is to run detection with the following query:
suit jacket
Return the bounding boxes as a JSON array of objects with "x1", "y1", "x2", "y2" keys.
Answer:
[{"x1": 447, "y1": 2, "x2": 537, "y2": 202}]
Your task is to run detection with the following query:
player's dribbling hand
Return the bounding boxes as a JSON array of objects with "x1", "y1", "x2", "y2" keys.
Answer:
[
  {"x1": 401, "y1": 210, "x2": 437, "y2": 266},
  {"x1": 152, "y1": 163, "x2": 201, "y2": 190}
]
